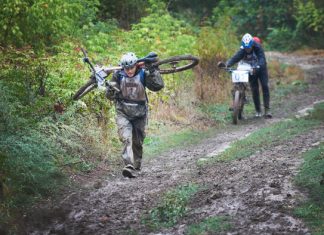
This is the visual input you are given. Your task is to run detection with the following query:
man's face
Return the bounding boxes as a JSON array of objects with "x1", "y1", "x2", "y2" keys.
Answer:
[{"x1": 124, "y1": 65, "x2": 137, "y2": 77}]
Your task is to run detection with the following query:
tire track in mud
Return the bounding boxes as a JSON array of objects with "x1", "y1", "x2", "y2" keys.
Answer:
[
  {"x1": 25, "y1": 52, "x2": 324, "y2": 235},
  {"x1": 161, "y1": 126, "x2": 324, "y2": 235}
]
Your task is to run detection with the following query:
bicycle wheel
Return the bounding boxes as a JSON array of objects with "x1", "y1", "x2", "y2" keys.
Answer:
[
  {"x1": 155, "y1": 55, "x2": 199, "y2": 74},
  {"x1": 72, "y1": 77, "x2": 97, "y2": 100},
  {"x1": 238, "y1": 93, "x2": 245, "y2": 120},
  {"x1": 232, "y1": 90, "x2": 240, "y2": 124}
]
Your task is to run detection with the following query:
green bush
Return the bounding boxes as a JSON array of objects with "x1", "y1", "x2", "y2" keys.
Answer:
[
  {"x1": 267, "y1": 27, "x2": 298, "y2": 51},
  {"x1": 0, "y1": 0, "x2": 99, "y2": 50}
]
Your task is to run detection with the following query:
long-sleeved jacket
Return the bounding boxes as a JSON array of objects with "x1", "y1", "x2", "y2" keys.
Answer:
[{"x1": 226, "y1": 43, "x2": 267, "y2": 70}]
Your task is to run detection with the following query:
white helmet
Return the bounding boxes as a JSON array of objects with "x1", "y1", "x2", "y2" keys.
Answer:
[
  {"x1": 241, "y1": 33, "x2": 254, "y2": 49},
  {"x1": 120, "y1": 52, "x2": 138, "y2": 68}
]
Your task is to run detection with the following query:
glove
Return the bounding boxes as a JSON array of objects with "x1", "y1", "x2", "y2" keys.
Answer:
[
  {"x1": 105, "y1": 86, "x2": 115, "y2": 100},
  {"x1": 105, "y1": 82, "x2": 119, "y2": 100},
  {"x1": 217, "y1": 61, "x2": 227, "y2": 68}
]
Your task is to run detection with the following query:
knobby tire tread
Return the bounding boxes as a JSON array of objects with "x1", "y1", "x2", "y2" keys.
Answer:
[
  {"x1": 233, "y1": 90, "x2": 240, "y2": 125},
  {"x1": 156, "y1": 55, "x2": 199, "y2": 74},
  {"x1": 238, "y1": 94, "x2": 245, "y2": 120}
]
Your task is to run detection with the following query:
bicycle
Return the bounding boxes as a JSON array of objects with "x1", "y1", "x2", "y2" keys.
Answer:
[
  {"x1": 72, "y1": 48, "x2": 199, "y2": 100},
  {"x1": 218, "y1": 62, "x2": 256, "y2": 124}
]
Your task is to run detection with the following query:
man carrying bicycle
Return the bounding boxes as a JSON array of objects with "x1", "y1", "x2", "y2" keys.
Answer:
[
  {"x1": 222, "y1": 33, "x2": 272, "y2": 118},
  {"x1": 106, "y1": 52, "x2": 164, "y2": 178}
]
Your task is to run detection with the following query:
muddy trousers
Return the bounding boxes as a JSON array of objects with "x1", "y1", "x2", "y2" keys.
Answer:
[
  {"x1": 249, "y1": 69, "x2": 270, "y2": 112},
  {"x1": 116, "y1": 112, "x2": 146, "y2": 170}
]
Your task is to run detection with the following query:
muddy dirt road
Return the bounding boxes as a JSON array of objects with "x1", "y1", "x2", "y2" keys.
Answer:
[{"x1": 24, "y1": 52, "x2": 324, "y2": 235}]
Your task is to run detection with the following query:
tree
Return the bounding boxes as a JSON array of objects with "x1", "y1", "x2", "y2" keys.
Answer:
[
  {"x1": 98, "y1": 0, "x2": 149, "y2": 29},
  {"x1": 0, "y1": 0, "x2": 98, "y2": 50}
]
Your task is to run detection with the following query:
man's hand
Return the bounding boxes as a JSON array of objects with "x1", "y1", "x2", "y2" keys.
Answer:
[
  {"x1": 105, "y1": 82, "x2": 119, "y2": 100},
  {"x1": 252, "y1": 65, "x2": 260, "y2": 75}
]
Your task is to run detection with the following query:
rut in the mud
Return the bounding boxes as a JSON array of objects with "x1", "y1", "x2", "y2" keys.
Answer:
[{"x1": 24, "y1": 52, "x2": 324, "y2": 235}]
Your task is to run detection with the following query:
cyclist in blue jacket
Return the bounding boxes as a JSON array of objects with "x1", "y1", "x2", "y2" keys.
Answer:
[{"x1": 224, "y1": 33, "x2": 272, "y2": 118}]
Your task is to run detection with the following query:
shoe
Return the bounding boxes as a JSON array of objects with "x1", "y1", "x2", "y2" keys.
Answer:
[
  {"x1": 122, "y1": 164, "x2": 136, "y2": 178},
  {"x1": 255, "y1": 112, "x2": 262, "y2": 117},
  {"x1": 264, "y1": 109, "x2": 273, "y2": 119}
]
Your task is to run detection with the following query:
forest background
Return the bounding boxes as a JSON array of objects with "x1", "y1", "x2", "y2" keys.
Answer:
[{"x1": 0, "y1": 0, "x2": 323, "y2": 229}]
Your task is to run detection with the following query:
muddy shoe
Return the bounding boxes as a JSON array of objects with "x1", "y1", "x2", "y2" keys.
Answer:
[
  {"x1": 122, "y1": 164, "x2": 136, "y2": 178},
  {"x1": 264, "y1": 109, "x2": 273, "y2": 119}
]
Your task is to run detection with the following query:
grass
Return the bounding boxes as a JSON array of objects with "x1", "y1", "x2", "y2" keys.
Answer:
[
  {"x1": 309, "y1": 102, "x2": 324, "y2": 121},
  {"x1": 293, "y1": 103, "x2": 324, "y2": 234},
  {"x1": 142, "y1": 183, "x2": 199, "y2": 231},
  {"x1": 199, "y1": 103, "x2": 232, "y2": 124},
  {"x1": 0, "y1": 104, "x2": 121, "y2": 233},
  {"x1": 273, "y1": 82, "x2": 308, "y2": 101},
  {"x1": 198, "y1": 118, "x2": 321, "y2": 166},
  {"x1": 144, "y1": 124, "x2": 217, "y2": 158},
  {"x1": 294, "y1": 142, "x2": 324, "y2": 234},
  {"x1": 185, "y1": 216, "x2": 231, "y2": 235}
]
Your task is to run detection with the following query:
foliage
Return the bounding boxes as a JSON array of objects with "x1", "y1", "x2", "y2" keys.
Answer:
[
  {"x1": 194, "y1": 17, "x2": 237, "y2": 103},
  {"x1": 294, "y1": 143, "x2": 324, "y2": 234},
  {"x1": 128, "y1": 0, "x2": 197, "y2": 57},
  {"x1": 199, "y1": 103, "x2": 232, "y2": 124},
  {"x1": 98, "y1": 0, "x2": 149, "y2": 29},
  {"x1": 267, "y1": 27, "x2": 298, "y2": 51},
  {"x1": 0, "y1": 48, "x2": 53, "y2": 113},
  {"x1": 167, "y1": 0, "x2": 219, "y2": 26},
  {"x1": 211, "y1": 0, "x2": 324, "y2": 50},
  {"x1": 293, "y1": 0, "x2": 324, "y2": 48},
  {"x1": 212, "y1": 0, "x2": 296, "y2": 39},
  {"x1": 0, "y1": 45, "x2": 119, "y2": 230},
  {"x1": 142, "y1": 184, "x2": 199, "y2": 230},
  {"x1": 294, "y1": 0, "x2": 324, "y2": 33},
  {"x1": 0, "y1": 0, "x2": 99, "y2": 50},
  {"x1": 186, "y1": 216, "x2": 231, "y2": 235},
  {"x1": 309, "y1": 102, "x2": 324, "y2": 121},
  {"x1": 0, "y1": 99, "x2": 118, "y2": 205}
]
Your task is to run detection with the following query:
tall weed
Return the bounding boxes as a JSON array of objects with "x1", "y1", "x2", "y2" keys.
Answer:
[{"x1": 194, "y1": 17, "x2": 237, "y2": 103}]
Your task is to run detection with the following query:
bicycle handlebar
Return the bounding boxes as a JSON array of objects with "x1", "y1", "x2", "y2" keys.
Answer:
[{"x1": 218, "y1": 64, "x2": 260, "y2": 73}]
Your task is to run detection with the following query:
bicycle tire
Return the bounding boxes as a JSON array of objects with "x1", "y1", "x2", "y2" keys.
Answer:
[
  {"x1": 232, "y1": 90, "x2": 240, "y2": 125},
  {"x1": 238, "y1": 93, "x2": 245, "y2": 120},
  {"x1": 72, "y1": 78, "x2": 97, "y2": 100},
  {"x1": 155, "y1": 55, "x2": 199, "y2": 74}
]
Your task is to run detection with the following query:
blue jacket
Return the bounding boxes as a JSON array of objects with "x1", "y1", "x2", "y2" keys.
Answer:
[{"x1": 226, "y1": 42, "x2": 267, "y2": 70}]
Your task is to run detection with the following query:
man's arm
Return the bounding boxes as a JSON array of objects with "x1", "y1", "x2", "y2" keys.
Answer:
[
  {"x1": 226, "y1": 49, "x2": 245, "y2": 67},
  {"x1": 254, "y1": 43, "x2": 267, "y2": 69}
]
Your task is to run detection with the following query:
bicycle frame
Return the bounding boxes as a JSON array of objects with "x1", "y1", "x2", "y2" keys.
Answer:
[
  {"x1": 73, "y1": 48, "x2": 199, "y2": 100},
  {"x1": 221, "y1": 65, "x2": 252, "y2": 124}
]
